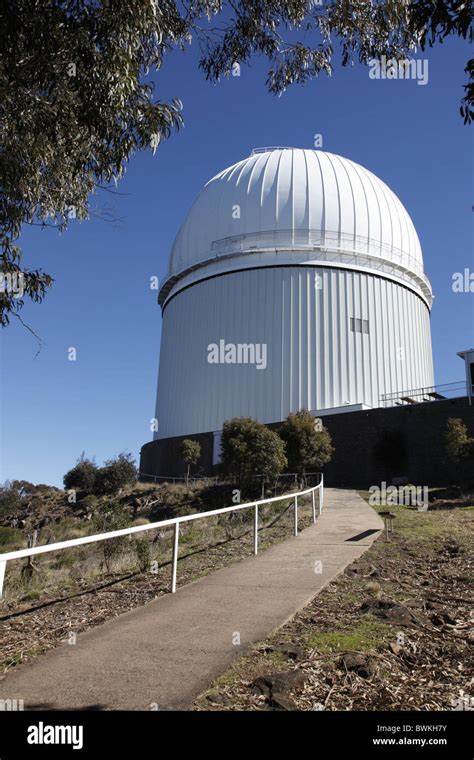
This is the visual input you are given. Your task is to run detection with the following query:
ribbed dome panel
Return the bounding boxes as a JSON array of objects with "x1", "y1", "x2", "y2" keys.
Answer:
[{"x1": 167, "y1": 148, "x2": 424, "y2": 280}]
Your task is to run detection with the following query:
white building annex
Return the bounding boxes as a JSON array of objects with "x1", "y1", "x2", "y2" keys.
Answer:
[{"x1": 153, "y1": 147, "x2": 434, "y2": 443}]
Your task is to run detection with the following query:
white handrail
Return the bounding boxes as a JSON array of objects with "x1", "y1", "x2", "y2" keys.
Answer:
[{"x1": 0, "y1": 476, "x2": 323, "y2": 598}]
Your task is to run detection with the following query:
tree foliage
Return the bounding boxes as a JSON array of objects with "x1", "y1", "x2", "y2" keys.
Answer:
[
  {"x1": 279, "y1": 409, "x2": 334, "y2": 476},
  {"x1": 94, "y1": 452, "x2": 137, "y2": 495},
  {"x1": 0, "y1": 480, "x2": 26, "y2": 519},
  {"x1": 445, "y1": 417, "x2": 474, "y2": 463},
  {"x1": 92, "y1": 501, "x2": 130, "y2": 571},
  {"x1": 221, "y1": 417, "x2": 287, "y2": 484},
  {"x1": 181, "y1": 438, "x2": 201, "y2": 482},
  {"x1": 1, "y1": 1, "x2": 471, "y2": 324},
  {"x1": 63, "y1": 451, "x2": 137, "y2": 496},
  {"x1": 9, "y1": 480, "x2": 37, "y2": 497},
  {"x1": 0, "y1": 479, "x2": 61, "y2": 519},
  {"x1": 181, "y1": 439, "x2": 201, "y2": 466},
  {"x1": 0, "y1": 0, "x2": 185, "y2": 326},
  {"x1": 63, "y1": 453, "x2": 98, "y2": 495}
]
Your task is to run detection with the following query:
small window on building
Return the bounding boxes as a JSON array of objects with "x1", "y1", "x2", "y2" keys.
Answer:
[{"x1": 350, "y1": 317, "x2": 369, "y2": 334}]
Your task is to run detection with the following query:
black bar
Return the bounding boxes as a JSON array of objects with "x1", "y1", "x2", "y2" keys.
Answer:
[{"x1": 0, "y1": 710, "x2": 470, "y2": 757}]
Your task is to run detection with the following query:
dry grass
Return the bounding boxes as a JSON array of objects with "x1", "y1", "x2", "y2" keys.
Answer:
[{"x1": 0, "y1": 488, "x2": 316, "y2": 672}]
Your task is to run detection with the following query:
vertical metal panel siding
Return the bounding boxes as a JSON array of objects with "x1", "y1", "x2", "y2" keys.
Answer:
[{"x1": 154, "y1": 268, "x2": 434, "y2": 439}]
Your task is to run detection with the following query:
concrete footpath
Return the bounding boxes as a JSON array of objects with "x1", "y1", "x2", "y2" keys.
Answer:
[{"x1": 0, "y1": 489, "x2": 383, "y2": 710}]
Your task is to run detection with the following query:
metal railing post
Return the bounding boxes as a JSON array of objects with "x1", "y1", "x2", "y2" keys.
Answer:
[
  {"x1": 319, "y1": 474, "x2": 324, "y2": 515},
  {"x1": 171, "y1": 522, "x2": 179, "y2": 593},
  {"x1": 0, "y1": 483, "x2": 323, "y2": 595},
  {"x1": 311, "y1": 488, "x2": 316, "y2": 523},
  {"x1": 0, "y1": 560, "x2": 6, "y2": 599},
  {"x1": 253, "y1": 504, "x2": 258, "y2": 555}
]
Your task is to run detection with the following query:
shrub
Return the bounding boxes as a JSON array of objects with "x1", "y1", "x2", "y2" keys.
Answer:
[
  {"x1": 92, "y1": 502, "x2": 130, "y2": 572},
  {"x1": 80, "y1": 494, "x2": 98, "y2": 509},
  {"x1": 0, "y1": 481, "x2": 24, "y2": 519},
  {"x1": 33, "y1": 484, "x2": 60, "y2": 493},
  {"x1": 220, "y1": 417, "x2": 287, "y2": 486},
  {"x1": 445, "y1": 418, "x2": 474, "y2": 486},
  {"x1": 279, "y1": 409, "x2": 334, "y2": 478},
  {"x1": 133, "y1": 536, "x2": 151, "y2": 573},
  {"x1": 181, "y1": 439, "x2": 201, "y2": 483},
  {"x1": 63, "y1": 454, "x2": 97, "y2": 495},
  {"x1": 10, "y1": 480, "x2": 36, "y2": 497},
  {"x1": 445, "y1": 418, "x2": 474, "y2": 462},
  {"x1": 95, "y1": 452, "x2": 137, "y2": 495},
  {"x1": 0, "y1": 526, "x2": 23, "y2": 547}
]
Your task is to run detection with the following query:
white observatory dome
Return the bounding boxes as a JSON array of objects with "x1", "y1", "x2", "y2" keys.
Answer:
[
  {"x1": 160, "y1": 148, "x2": 431, "y2": 308},
  {"x1": 152, "y1": 147, "x2": 434, "y2": 444}
]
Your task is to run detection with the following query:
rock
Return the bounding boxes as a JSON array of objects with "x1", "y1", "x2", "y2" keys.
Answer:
[
  {"x1": 425, "y1": 600, "x2": 443, "y2": 611},
  {"x1": 8, "y1": 517, "x2": 26, "y2": 529},
  {"x1": 360, "y1": 598, "x2": 417, "y2": 626},
  {"x1": 252, "y1": 669, "x2": 308, "y2": 697},
  {"x1": 389, "y1": 642, "x2": 403, "y2": 655},
  {"x1": 262, "y1": 644, "x2": 306, "y2": 661},
  {"x1": 345, "y1": 562, "x2": 377, "y2": 578},
  {"x1": 442, "y1": 611, "x2": 457, "y2": 625},
  {"x1": 361, "y1": 598, "x2": 393, "y2": 612},
  {"x1": 206, "y1": 691, "x2": 231, "y2": 705},
  {"x1": 404, "y1": 599, "x2": 422, "y2": 608},
  {"x1": 339, "y1": 653, "x2": 376, "y2": 678},
  {"x1": 444, "y1": 540, "x2": 461, "y2": 557},
  {"x1": 269, "y1": 692, "x2": 299, "y2": 711},
  {"x1": 430, "y1": 610, "x2": 457, "y2": 627}
]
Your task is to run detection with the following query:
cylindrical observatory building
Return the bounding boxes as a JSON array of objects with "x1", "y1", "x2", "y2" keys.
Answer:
[{"x1": 141, "y1": 147, "x2": 434, "y2": 474}]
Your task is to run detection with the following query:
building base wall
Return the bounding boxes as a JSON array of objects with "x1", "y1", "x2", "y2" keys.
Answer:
[{"x1": 140, "y1": 397, "x2": 473, "y2": 488}]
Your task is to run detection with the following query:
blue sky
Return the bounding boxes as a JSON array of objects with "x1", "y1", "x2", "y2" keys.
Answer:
[{"x1": 1, "y1": 34, "x2": 472, "y2": 487}]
